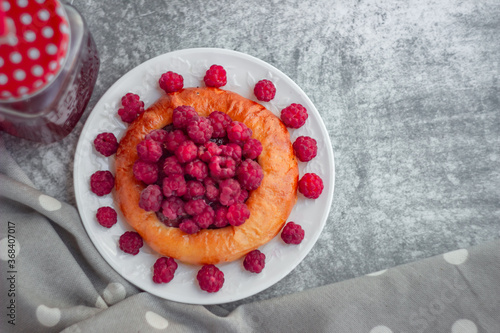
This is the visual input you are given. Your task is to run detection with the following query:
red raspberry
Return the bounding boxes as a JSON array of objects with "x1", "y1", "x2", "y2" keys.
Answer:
[
  {"x1": 179, "y1": 218, "x2": 200, "y2": 234},
  {"x1": 242, "y1": 138, "x2": 263, "y2": 160},
  {"x1": 209, "y1": 156, "x2": 236, "y2": 179},
  {"x1": 152, "y1": 257, "x2": 178, "y2": 284},
  {"x1": 254, "y1": 79, "x2": 276, "y2": 102},
  {"x1": 184, "y1": 198, "x2": 208, "y2": 216},
  {"x1": 137, "y1": 139, "x2": 163, "y2": 163},
  {"x1": 197, "y1": 265, "x2": 224, "y2": 293},
  {"x1": 243, "y1": 250, "x2": 266, "y2": 273},
  {"x1": 298, "y1": 173, "x2": 324, "y2": 199},
  {"x1": 133, "y1": 160, "x2": 159, "y2": 184},
  {"x1": 293, "y1": 136, "x2": 317, "y2": 162},
  {"x1": 198, "y1": 141, "x2": 222, "y2": 163},
  {"x1": 173, "y1": 105, "x2": 199, "y2": 129},
  {"x1": 161, "y1": 196, "x2": 186, "y2": 220},
  {"x1": 193, "y1": 206, "x2": 215, "y2": 229},
  {"x1": 96, "y1": 206, "x2": 117, "y2": 228},
  {"x1": 213, "y1": 206, "x2": 229, "y2": 228},
  {"x1": 281, "y1": 103, "x2": 308, "y2": 128},
  {"x1": 175, "y1": 140, "x2": 197, "y2": 163},
  {"x1": 90, "y1": 170, "x2": 115, "y2": 196},
  {"x1": 94, "y1": 132, "x2": 118, "y2": 157},
  {"x1": 236, "y1": 159, "x2": 264, "y2": 191},
  {"x1": 121, "y1": 93, "x2": 144, "y2": 112},
  {"x1": 226, "y1": 121, "x2": 252, "y2": 145},
  {"x1": 281, "y1": 222, "x2": 305, "y2": 244},
  {"x1": 226, "y1": 203, "x2": 250, "y2": 226},
  {"x1": 187, "y1": 117, "x2": 213, "y2": 144},
  {"x1": 162, "y1": 174, "x2": 187, "y2": 197},
  {"x1": 119, "y1": 231, "x2": 143, "y2": 255},
  {"x1": 139, "y1": 184, "x2": 163, "y2": 212},
  {"x1": 220, "y1": 143, "x2": 242, "y2": 161},
  {"x1": 185, "y1": 159, "x2": 209, "y2": 181},
  {"x1": 118, "y1": 93, "x2": 145, "y2": 123},
  {"x1": 159, "y1": 71, "x2": 184, "y2": 93},
  {"x1": 218, "y1": 178, "x2": 241, "y2": 206},
  {"x1": 162, "y1": 156, "x2": 184, "y2": 176},
  {"x1": 208, "y1": 111, "x2": 232, "y2": 138},
  {"x1": 183, "y1": 180, "x2": 205, "y2": 200},
  {"x1": 203, "y1": 177, "x2": 219, "y2": 202},
  {"x1": 164, "y1": 129, "x2": 187, "y2": 153},
  {"x1": 145, "y1": 129, "x2": 169, "y2": 143},
  {"x1": 203, "y1": 64, "x2": 227, "y2": 88}
]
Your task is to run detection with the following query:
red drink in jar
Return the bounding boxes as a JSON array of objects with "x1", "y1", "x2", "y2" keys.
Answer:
[{"x1": 0, "y1": 0, "x2": 99, "y2": 143}]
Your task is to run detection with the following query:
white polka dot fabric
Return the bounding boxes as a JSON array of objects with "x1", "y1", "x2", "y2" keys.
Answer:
[{"x1": 1, "y1": 137, "x2": 500, "y2": 332}]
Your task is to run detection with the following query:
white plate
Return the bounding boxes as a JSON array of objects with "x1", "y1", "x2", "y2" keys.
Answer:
[{"x1": 74, "y1": 48, "x2": 335, "y2": 305}]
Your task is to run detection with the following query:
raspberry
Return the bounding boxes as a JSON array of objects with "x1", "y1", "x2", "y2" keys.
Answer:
[
  {"x1": 226, "y1": 203, "x2": 250, "y2": 226},
  {"x1": 254, "y1": 79, "x2": 276, "y2": 102},
  {"x1": 220, "y1": 143, "x2": 242, "y2": 161},
  {"x1": 209, "y1": 156, "x2": 236, "y2": 179},
  {"x1": 208, "y1": 111, "x2": 232, "y2": 138},
  {"x1": 281, "y1": 222, "x2": 305, "y2": 244},
  {"x1": 236, "y1": 159, "x2": 264, "y2": 191},
  {"x1": 162, "y1": 156, "x2": 184, "y2": 176},
  {"x1": 118, "y1": 93, "x2": 145, "y2": 123},
  {"x1": 187, "y1": 117, "x2": 213, "y2": 144},
  {"x1": 96, "y1": 206, "x2": 117, "y2": 228},
  {"x1": 243, "y1": 250, "x2": 266, "y2": 273},
  {"x1": 193, "y1": 206, "x2": 215, "y2": 229},
  {"x1": 242, "y1": 138, "x2": 263, "y2": 160},
  {"x1": 119, "y1": 231, "x2": 143, "y2": 255},
  {"x1": 298, "y1": 173, "x2": 324, "y2": 199},
  {"x1": 213, "y1": 206, "x2": 229, "y2": 228},
  {"x1": 137, "y1": 139, "x2": 163, "y2": 163},
  {"x1": 133, "y1": 160, "x2": 159, "y2": 184},
  {"x1": 185, "y1": 159, "x2": 208, "y2": 181},
  {"x1": 183, "y1": 180, "x2": 205, "y2": 200},
  {"x1": 203, "y1": 177, "x2": 219, "y2": 202},
  {"x1": 179, "y1": 218, "x2": 200, "y2": 234},
  {"x1": 173, "y1": 105, "x2": 198, "y2": 129},
  {"x1": 94, "y1": 132, "x2": 118, "y2": 157},
  {"x1": 90, "y1": 170, "x2": 115, "y2": 196},
  {"x1": 164, "y1": 129, "x2": 187, "y2": 153},
  {"x1": 184, "y1": 198, "x2": 208, "y2": 216},
  {"x1": 218, "y1": 178, "x2": 241, "y2": 206},
  {"x1": 139, "y1": 184, "x2": 163, "y2": 212},
  {"x1": 203, "y1": 64, "x2": 227, "y2": 88},
  {"x1": 121, "y1": 93, "x2": 144, "y2": 112},
  {"x1": 162, "y1": 174, "x2": 187, "y2": 197},
  {"x1": 161, "y1": 196, "x2": 186, "y2": 220},
  {"x1": 175, "y1": 140, "x2": 197, "y2": 163},
  {"x1": 145, "y1": 129, "x2": 169, "y2": 143},
  {"x1": 226, "y1": 121, "x2": 252, "y2": 145},
  {"x1": 293, "y1": 136, "x2": 317, "y2": 162},
  {"x1": 197, "y1": 265, "x2": 224, "y2": 293},
  {"x1": 159, "y1": 71, "x2": 184, "y2": 93},
  {"x1": 157, "y1": 211, "x2": 182, "y2": 228},
  {"x1": 281, "y1": 103, "x2": 308, "y2": 128},
  {"x1": 152, "y1": 257, "x2": 178, "y2": 284},
  {"x1": 198, "y1": 141, "x2": 222, "y2": 163}
]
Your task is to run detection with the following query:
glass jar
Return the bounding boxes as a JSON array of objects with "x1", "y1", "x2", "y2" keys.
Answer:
[{"x1": 0, "y1": 1, "x2": 99, "y2": 143}]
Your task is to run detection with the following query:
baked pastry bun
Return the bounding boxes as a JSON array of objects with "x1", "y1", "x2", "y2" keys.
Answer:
[{"x1": 115, "y1": 87, "x2": 298, "y2": 265}]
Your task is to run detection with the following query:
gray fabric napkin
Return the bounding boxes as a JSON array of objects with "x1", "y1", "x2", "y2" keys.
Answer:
[{"x1": 1, "y1": 139, "x2": 499, "y2": 333}]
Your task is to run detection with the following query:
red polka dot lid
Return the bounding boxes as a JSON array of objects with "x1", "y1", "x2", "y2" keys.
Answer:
[{"x1": 0, "y1": 0, "x2": 70, "y2": 100}]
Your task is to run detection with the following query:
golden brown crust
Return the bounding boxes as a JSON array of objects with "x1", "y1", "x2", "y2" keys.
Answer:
[{"x1": 115, "y1": 87, "x2": 298, "y2": 265}]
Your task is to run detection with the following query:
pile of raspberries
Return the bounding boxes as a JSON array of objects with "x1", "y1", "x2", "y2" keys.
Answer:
[{"x1": 134, "y1": 104, "x2": 264, "y2": 234}]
